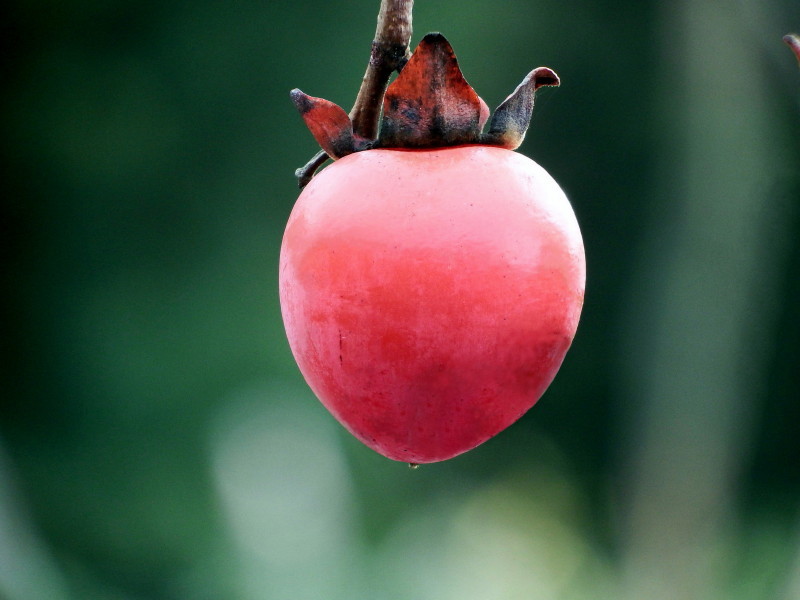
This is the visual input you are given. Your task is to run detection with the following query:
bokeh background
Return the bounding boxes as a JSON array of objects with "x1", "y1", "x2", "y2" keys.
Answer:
[{"x1": 2, "y1": 1, "x2": 799, "y2": 599}]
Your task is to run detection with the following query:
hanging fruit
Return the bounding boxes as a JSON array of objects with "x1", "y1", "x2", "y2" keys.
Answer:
[{"x1": 280, "y1": 21, "x2": 585, "y2": 464}]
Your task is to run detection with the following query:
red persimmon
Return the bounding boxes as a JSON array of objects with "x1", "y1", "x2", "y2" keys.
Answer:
[
  {"x1": 280, "y1": 145, "x2": 584, "y2": 463},
  {"x1": 281, "y1": 34, "x2": 585, "y2": 463}
]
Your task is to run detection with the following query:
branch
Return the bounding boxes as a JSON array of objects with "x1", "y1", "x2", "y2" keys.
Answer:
[{"x1": 295, "y1": 0, "x2": 414, "y2": 188}]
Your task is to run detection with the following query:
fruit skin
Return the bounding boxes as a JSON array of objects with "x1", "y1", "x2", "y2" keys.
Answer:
[{"x1": 280, "y1": 145, "x2": 585, "y2": 463}]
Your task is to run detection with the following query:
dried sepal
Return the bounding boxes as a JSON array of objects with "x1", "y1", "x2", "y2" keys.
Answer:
[
  {"x1": 290, "y1": 89, "x2": 371, "y2": 159},
  {"x1": 481, "y1": 67, "x2": 560, "y2": 149},
  {"x1": 290, "y1": 32, "x2": 559, "y2": 162},
  {"x1": 378, "y1": 33, "x2": 483, "y2": 148}
]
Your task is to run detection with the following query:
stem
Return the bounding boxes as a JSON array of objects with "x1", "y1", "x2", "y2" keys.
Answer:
[
  {"x1": 295, "y1": 0, "x2": 414, "y2": 188},
  {"x1": 350, "y1": 0, "x2": 414, "y2": 139}
]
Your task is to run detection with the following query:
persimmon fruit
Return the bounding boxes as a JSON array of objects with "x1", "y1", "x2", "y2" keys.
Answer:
[{"x1": 280, "y1": 34, "x2": 585, "y2": 463}]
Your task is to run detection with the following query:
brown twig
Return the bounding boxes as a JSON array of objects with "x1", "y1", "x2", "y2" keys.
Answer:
[
  {"x1": 350, "y1": 0, "x2": 414, "y2": 139},
  {"x1": 295, "y1": 0, "x2": 414, "y2": 188}
]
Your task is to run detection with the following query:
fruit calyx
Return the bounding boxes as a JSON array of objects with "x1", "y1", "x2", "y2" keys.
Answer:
[{"x1": 290, "y1": 33, "x2": 559, "y2": 160}]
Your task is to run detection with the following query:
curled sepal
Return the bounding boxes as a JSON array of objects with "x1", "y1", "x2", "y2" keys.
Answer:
[
  {"x1": 379, "y1": 33, "x2": 483, "y2": 148},
  {"x1": 290, "y1": 89, "x2": 371, "y2": 159},
  {"x1": 481, "y1": 67, "x2": 560, "y2": 149}
]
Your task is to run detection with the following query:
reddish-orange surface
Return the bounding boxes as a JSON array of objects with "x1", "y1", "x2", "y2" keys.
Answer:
[{"x1": 280, "y1": 146, "x2": 585, "y2": 463}]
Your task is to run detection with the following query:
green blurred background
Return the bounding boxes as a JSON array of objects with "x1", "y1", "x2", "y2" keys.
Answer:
[{"x1": 2, "y1": 1, "x2": 799, "y2": 598}]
